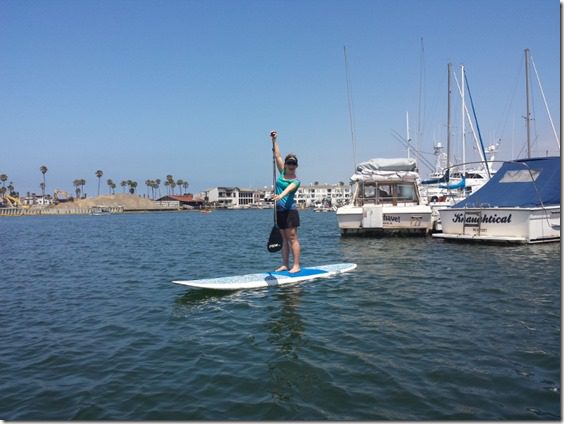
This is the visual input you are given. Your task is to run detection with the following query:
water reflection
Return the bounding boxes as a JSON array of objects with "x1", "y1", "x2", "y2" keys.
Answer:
[
  {"x1": 171, "y1": 288, "x2": 241, "y2": 317},
  {"x1": 267, "y1": 286, "x2": 304, "y2": 357},
  {"x1": 266, "y1": 285, "x2": 305, "y2": 402},
  {"x1": 175, "y1": 288, "x2": 236, "y2": 304}
]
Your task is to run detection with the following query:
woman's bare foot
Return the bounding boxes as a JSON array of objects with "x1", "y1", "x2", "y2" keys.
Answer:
[
  {"x1": 289, "y1": 266, "x2": 301, "y2": 274},
  {"x1": 275, "y1": 265, "x2": 288, "y2": 272}
]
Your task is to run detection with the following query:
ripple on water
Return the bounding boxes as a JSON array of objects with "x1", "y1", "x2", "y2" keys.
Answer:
[{"x1": 0, "y1": 211, "x2": 560, "y2": 419}]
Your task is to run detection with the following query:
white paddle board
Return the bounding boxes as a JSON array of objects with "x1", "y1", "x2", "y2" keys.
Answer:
[{"x1": 172, "y1": 263, "x2": 357, "y2": 290}]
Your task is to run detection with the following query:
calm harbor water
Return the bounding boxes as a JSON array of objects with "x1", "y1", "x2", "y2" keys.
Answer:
[{"x1": 0, "y1": 210, "x2": 560, "y2": 420}]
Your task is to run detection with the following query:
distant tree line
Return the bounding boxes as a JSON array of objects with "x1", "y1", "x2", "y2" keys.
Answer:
[{"x1": 0, "y1": 166, "x2": 189, "y2": 201}]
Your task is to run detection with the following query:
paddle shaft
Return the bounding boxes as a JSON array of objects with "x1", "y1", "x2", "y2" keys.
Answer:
[{"x1": 272, "y1": 143, "x2": 277, "y2": 226}]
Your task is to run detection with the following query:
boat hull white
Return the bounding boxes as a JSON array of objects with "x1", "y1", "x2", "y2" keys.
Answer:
[
  {"x1": 337, "y1": 204, "x2": 433, "y2": 235},
  {"x1": 434, "y1": 206, "x2": 560, "y2": 243}
]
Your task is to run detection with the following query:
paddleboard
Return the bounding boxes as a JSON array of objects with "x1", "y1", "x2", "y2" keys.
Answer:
[{"x1": 172, "y1": 263, "x2": 357, "y2": 290}]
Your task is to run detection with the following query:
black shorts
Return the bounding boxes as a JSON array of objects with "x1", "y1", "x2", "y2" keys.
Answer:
[{"x1": 277, "y1": 209, "x2": 300, "y2": 229}]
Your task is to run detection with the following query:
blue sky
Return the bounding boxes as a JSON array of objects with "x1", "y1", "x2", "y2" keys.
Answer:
[{"x1": 0, "y1": 0, "x2": 560, "y2": 196}]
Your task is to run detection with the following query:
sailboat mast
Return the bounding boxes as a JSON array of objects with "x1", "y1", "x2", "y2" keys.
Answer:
[
  {"x1": 344, "y1": 45, "x2": 358, "y2": 171},
  {"x1": 406, "y1": 111, "x2": 411, "y2": 159},
  {"x1": 461, "y1": 64, "x2": 466, "y2": 174},
  {"x1": 524, "y1": 48, "x2": 532, "y2": 158},
  {"x1": 447, "y1": 63, "x2": 452, "y2": 169}
]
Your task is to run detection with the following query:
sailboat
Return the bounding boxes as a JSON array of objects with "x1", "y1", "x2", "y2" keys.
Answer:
[
  {"x1": 433, "y1": 49, "x2": 560, "y2": 243},
  {"x1": 421, "y1": 64, "x2": 495, "y2": 205},
  {"x1": 433, "y1": 156, "x2": 560, "y2": 243}
]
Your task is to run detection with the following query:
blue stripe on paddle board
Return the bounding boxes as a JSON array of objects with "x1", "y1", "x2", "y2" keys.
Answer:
[{"x1": 269, "y1": 268, "x2": 327, "y2": 278}]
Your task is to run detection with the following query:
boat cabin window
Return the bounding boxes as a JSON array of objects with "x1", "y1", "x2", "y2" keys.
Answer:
[
  {"x1": 363, "y1": 185, "x2": 376, "y2": 199},
  {"x1": 500, "y1": 169, "x2": 540, "y2": 183},
  {"x1": 378, "y1": 184, "x2": 393, "y2": 199},
  {"x1": 397, "y1": 184, "x2": 417, "y2": 202},
  {"x1": 358, "y1": 182, "x2": 418, "y2": 205}
]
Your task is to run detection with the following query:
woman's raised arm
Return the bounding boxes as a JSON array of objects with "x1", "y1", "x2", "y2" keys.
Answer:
[{"x1": 270, "y1": 131, "x2": 285, "y2": 173}]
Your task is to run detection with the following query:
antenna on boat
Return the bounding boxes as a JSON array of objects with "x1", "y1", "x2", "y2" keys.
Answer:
[
  {"x1": 524, "y1": 48, "x2": 532, "y2": 158},
  {"x1": 344, "y1": 45, "x2": 358, "y2": 172},
  {"x1": 486, "y1": 142, "x2": 499, "y2": 174},
  {"x1": 461, "y1": 64, "x2": 466, "y2": 175},
  {"x1": 417, "y1": 37, "x2": 425, "y2": 156},
  {"x1": 406, "y1": 111, "x2": 412, "y2": 159},
  {"x1": 447, "y1": 63, "x2": 452, "y2": 170}
]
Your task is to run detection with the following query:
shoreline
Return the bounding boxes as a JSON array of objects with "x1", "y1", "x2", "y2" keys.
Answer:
[{"x1": 0, "y1": 206, "x2": 287, "y2": 217}]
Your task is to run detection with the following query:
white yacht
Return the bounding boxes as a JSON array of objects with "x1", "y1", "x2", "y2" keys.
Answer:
[
  {"x1": 421, "y1": 142, "x2": 498, "y2": 203},
  {"x1": 336, "y1": 158, "x2": 433, "y2": 235},
  {"x1": 433, "y1": 156, "x2": 560, "y2": 244}
]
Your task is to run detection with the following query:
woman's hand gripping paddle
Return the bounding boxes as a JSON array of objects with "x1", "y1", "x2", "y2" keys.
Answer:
[{"x1": 267, "y1": 131, "x2": 283, "y2": 253}]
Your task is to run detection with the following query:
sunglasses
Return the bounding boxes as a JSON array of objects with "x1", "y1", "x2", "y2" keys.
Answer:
[{"x1": 285, "y1": 161, "x2": 298, "y2": 166}]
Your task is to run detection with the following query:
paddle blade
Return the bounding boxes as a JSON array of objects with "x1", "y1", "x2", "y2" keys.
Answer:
[{"x1": 267, "y1": 226, "x2": 283, "y2": 252}]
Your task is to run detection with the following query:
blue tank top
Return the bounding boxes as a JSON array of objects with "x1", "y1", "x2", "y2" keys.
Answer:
[{"x1": 276, "y1": 171, "x2": 300, "y2": 210}]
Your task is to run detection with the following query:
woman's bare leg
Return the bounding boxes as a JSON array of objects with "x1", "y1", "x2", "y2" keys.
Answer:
[
  {"x1": 275, "y1": 231, "x2": 289, "y2": 271},
  {"x1": 286, "y1": 227, "x2": 301, "y2": 273}
]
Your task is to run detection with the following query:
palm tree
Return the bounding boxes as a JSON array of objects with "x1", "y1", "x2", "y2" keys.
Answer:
[
  {"x1": 146, "y1": 180, "x2": 152, "y2": 199},
  {"x1": 153, "y1": 181, "x2": 159, "y2": 199},
  {"x1": 73, "y1": 179, "x2": 82, "y2": 199},
  {"x1": 111, "y1": 182, "x2": 116, "y2": 194},
  {"x1": 176, "y1": 179, "x2": 184, "y2": 194},
  {"x1": 155, "y1": 178, "x2": 161, "y2": 198},
  {"x1": 182, "y1": 181, "x2": 189, "y2": 193},
  {"x1": 129, "y1": 181, "x2": 138, "y2": 195},
  {"x1": 0, "y1": 174, "x2": 7, "y2": 191},
  {"x1": 95, "y1": 170, "x2": 103, "y2": 197},
  {"x1": 164, "y1": 180, "x2": 170, "y2": 195},
  {"x1": 106, "y1": 179, "x2": 114, "y2": 195},
  {"x1": 151, "y1": 180, "x2": 159, "y2": 199},
  {"x1": 121, "y1": 180, "x2": 127, "y2": 193},
  {"x1": 166, "y1": 175, "x2": 174, "y2": 195},
  {"x1": 40, "y1": 166, "x2": 48, "y2": 197},
  {"x1": 145, "y1": 179, "x2": 152, "y2": 198}
]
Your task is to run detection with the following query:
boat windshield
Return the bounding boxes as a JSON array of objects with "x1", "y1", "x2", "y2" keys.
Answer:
[
  {"x1": 397, "y1": 184, "x2": 417, "y2": 202},
  {"x1": 357, "y1": 182, "x2": 418, "y2": 205}
]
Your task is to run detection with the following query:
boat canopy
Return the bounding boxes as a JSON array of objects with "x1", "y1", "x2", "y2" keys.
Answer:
[
  {"x1": 439, "y1": 176, "x2": 465, "y2": 190},
  {"x1": 421, "y1": 169, "x2": 450, "y2": 185},
  {"x1": 355, "y1": 158, "x2": 417, "y2": 172},
  {"x1": 351, "y1": 158, "x2": 420, "y2": 183},
  {"x1": 453, "y1": 156, "x2": 560, "y2": 208}
]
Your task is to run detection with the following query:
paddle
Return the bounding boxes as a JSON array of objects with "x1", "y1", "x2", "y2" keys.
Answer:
[{"x1": 267, "y1": 131, "x2": 283, "y2": 253}]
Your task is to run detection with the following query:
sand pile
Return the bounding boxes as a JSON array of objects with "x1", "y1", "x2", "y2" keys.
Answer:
[{"x1": 51, "y1": 194, "x2": 171, "y2": 210}]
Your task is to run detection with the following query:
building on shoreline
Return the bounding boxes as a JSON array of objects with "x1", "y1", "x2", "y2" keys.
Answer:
[
  {"x1": 202, "y1": 187, "x2": 256, "y2": 208},
  {"x1": 295, "y1": 182, "x2": 352, "y2": 208},
  {"x1": 156, "y1": 194, "x2": 205, "y2": 209},
  {"x1": 2, "y1": 183, "x2": 352, "y2": 211},
  {"x1": 199, "y1": 183, "x2": 352, "y2": 209},
  {"x1": 22, "y1": 193, "x2": 54, "y2": 207}
]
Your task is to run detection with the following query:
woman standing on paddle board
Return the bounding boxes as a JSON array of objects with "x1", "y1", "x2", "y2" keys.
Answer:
[{"x1": 270, "y1": 131, "x2": 301, "y2": 273}]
